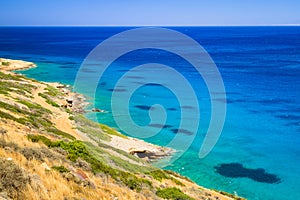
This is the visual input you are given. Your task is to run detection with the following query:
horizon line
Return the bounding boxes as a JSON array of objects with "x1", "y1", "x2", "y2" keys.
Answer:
[{"x1": 0, "y1": 24, "x2": 300, "y2": 27}]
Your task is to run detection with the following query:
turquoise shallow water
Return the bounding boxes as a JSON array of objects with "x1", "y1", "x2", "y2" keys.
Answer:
[{"x1": 1, "y1": 26, "x2": 299, "y2": 200}]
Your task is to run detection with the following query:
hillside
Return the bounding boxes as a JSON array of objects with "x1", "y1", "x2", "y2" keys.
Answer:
[{"x1": 0, "y1": 59, "x2": 244, "y2": 200}]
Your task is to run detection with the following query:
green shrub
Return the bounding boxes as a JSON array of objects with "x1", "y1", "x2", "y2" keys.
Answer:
[
  {"x1": 0, "y1": 101, "x2": 30, "y2": 115},
  {"x1": 74, "y1": 115, "x2": 126, "y2": 138},
  {"x1": 146, "y1": 170, "x2": 184, "y2": 186},
  {"x1": 0, "y1": 101, "x2": 74, "y2": 141},
  {"x1": 45, "y1": 85, "x2": 63, "y2": 97},
  {"x1": 68, "y1": 116, "x2": 74, "y2": 120},
  {"x1": 27, "y1": 134, "x2": 152, "y2": 191},
  {"x1": 46, "y1": 127, "x2": 76, "y2": 140},
  {"x1": 27, "y1": 134, "x2": 53, "y2": 146},
  {"x1": 77, "y1": 126, "x2": 111, "y2": 142},
  {"x1": 156, "y1": 187, "x2": 194, "y2": 200},
  {"x1": 1, "y1": 61, "x2": 10, "y2": 66},
  {"x1": 38, "y1": 93, "x2": 60, "y2": 107},
  {"x1": 0, "y1": 74, "x2": 36, "y2": 95},
  {"x1": 99, "y1": 124, "x2": 127, "y2": 138},
  {"x1": 0, "y1": 101, "x2": 53, "y2": 130},
  {"x1": 170, "y1": 177, "x2": 185, "y2": 186},
  {"x1": 0, "y1": 110, "x2": 18, "y2": 122},
  {"x1": 17, "y1": 99, "x2": 52, "y2": 114},
  {"x1": 51, "y1": 165, "x2": 69, "y2": 173},
  {"x1": 0, "y1": 71, "x2": 22, "y2": 81},
  {"x1": 0, "y1": 77, "x2": 35, "y2": 95},
  {"x1": 65, "y1": 108, "x2": 73, "y2": 114},
  {"x1": 147, "y1": 170, "x2": 168, "y2": 181},
  {"x1": 164, "y1": 170, "x2": 192, "y2": 183}
]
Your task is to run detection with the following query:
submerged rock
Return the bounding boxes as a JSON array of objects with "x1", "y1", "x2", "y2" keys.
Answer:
[{"x1": 214, "y1": 163, "x2": 281, "y2": 184}]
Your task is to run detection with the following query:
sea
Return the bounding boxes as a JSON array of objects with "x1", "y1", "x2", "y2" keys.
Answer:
[{"x1": 0, "y1": 26, "x2": 299, "y2": 200}]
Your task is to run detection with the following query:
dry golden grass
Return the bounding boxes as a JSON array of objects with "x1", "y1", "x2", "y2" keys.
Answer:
[{"x1": 0, "y1": 130, "x2": 152, "y2": 200}]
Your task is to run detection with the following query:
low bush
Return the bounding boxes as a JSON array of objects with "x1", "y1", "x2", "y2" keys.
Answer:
[
  {"x1": 1, "y1": 61, "x2": 10, "y2": 66},
  {"x1": 68, "y1": 116, "x2": 74, "y2": 120},
  {"x1": 0, "y1": 159, "x2": 29, "y2": 199},
  {"x1": 0, "y1": 110, "x2": 18, "y2": 122},
  {"x1": 45, "y1": 85, "x2": 63, "y2": 97},
  {"x1": 17, "y1": 99, "x2": 52, "y2": 114},
  {"x1": 27, "y1": 134, "x2": 53, "y2": 146},
  {"x1": 146, "y1": 170, "x2": 168, "y2": 181},
  {"x1": 170, "y1": 177, "x2": 185, "y2": 186},
  {"x1": 99, "y1": 124, "x2": 127, "y2": 138},
  {"x1": 165, "y1": 170, "x2": 192, "y2": 183},
  {"x1": 51, "y1": 165, "x2": 70, "y2": 173},
  {"x1": 27, "y1": 134, "x2": 152, "y2": 191},
  {"x1": 46, "y1": 127, "x2": 76, "y2": 140},
  {"x1": 19, "y1": 147, "x2": 44, "y2": 161},
  {"x1": 0, "y1": 71, "x2": 21, "y2": 81},
  {"x1": 0, "y1": 140, "x2": 19, "y2": 151},
  {"x1": 146, "y1": 170, "x2": 184, "y2": 186},
  {"x1": 0, "y1": 76, "x2": 35, "y2": 95},
  {"x1": 156, "y1": 187, "x2": 194, "y2": 200},
  {"x1": 0, "y1": 101, "x2": 30, "y2": 115},
  {"x1": 38, "y1": 93, "x2": 60, "y2": 107}
]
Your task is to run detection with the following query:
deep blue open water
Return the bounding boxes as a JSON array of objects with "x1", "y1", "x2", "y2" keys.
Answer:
[{"x1": 0, "y1": 27, "x2": 299, "y2": 200}]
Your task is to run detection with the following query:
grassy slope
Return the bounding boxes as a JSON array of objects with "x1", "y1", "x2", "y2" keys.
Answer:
[{"x1": 0, "y1": 70, "x2": 244, "y2": 200}]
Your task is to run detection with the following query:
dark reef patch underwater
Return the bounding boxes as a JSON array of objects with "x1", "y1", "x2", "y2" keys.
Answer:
[
  {"x1": 214, "y1": 163, "x2": 281, "y2": 184},
  {"x1": 135, "y1": 105, "x2": 155, "y2": 111}
]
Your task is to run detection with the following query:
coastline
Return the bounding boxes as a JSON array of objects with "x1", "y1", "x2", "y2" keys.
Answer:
[
  {"x1": 0, "y1": 57, "x2": 174, "y2": 161},
  {"x1": 50, "y1": 82, "x2": 175, "y2": 162},
  {"x1": 0, "y1": 58, "x2": 243, "y2": 200}
]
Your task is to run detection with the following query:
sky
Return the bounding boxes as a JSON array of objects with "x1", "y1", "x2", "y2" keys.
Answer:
[{"x1": 0, "y1": 0, "x2": 299, "y2": 26}]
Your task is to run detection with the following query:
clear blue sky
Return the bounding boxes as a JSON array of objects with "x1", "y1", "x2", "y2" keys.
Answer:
[{"x1": 0, "y1": 0, "x2": 299, "y2": 26}]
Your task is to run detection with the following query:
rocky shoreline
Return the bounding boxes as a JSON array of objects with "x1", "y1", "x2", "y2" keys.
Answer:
[{"x1": 49, "y1": 82, "x2": 175, "y2": 162}]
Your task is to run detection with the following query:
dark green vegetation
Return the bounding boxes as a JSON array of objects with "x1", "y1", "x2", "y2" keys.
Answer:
[
  {"x1": 38, "y1": 93, "x2": 60, "y2": 107},
  {"x1": 1, "y1": 61, "x2": 10, "y2": 66},
  {"x1": 146, "y1": 170, "x2": 184, "y2": 186},
  {"x1": 156, "y1": 187, "x2": 195, "y2": 200},
  {"x1": 51, "y1": 165, "x2": 70, "y2": 173},
  {"x1": 27, "y1": 134, "x2": 152, "y2": 192},
  {"x1": 0, "y1": 71, "x2": 36, "y2": 95},
  {"x1": 44, "y1": 85, "x2": 63, "y2": 97},
  {"x1": 0, "y1": 71, "x2": 22, "y2": 81},
  {"x1": 17, "y1": 99, "x2": 52, "y2": 114},
  {"x1": 45, "y1": 127, "x2": 76, "y2": 140},
  {"x1": 99, "y1": 123, "x2": 128, "y2": 138},
  {"x1": 0, "y1": 99, "x2": 74, "y2": 140},
  {"x1": 74, "y1": 114, "x2": 127, "y2": 141},
  {"x1": 37, "y1": 85, "x2": 63, "y2": 107}
]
